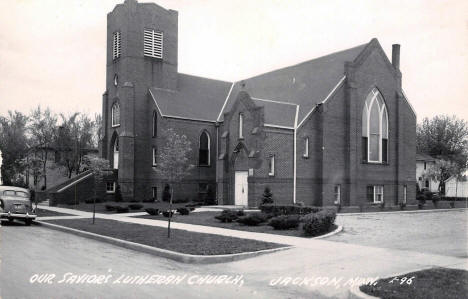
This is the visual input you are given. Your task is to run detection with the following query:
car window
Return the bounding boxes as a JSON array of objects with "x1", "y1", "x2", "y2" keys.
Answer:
[
  {"x1": 15, "y1": 191, "x2": 29, "y2": 198},
  {"x1": 3, "y1": 190, "x2": 16, "y2": 196}
]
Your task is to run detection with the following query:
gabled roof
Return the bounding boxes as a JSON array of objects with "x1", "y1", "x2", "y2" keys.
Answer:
[
  {"x1": 416, "y1": 153, "x2": 436, "y2": 162},
  {"x1": 150, "y1": 40, "x2": 376, "y2": 126},
  {"x1": 218, "y1": 43, "x2": 367, "y2": 125},
  {"x1": 149, "y1": 74, "x2": 231, "y2": 122}
]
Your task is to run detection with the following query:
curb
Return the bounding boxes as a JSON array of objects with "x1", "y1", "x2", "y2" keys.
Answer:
[
  {"x1": 338, "y1": 207, "x2": 467, "y2": 217},
  {"x1": 348, "y1": 285, "x2": 380, "y2": 299},
  {"x1": 313, "y1": 225, "x2": 343, "y2": 239},
  {"x1": 35, "y1": 220, "x2": 293, "y2": 264}
]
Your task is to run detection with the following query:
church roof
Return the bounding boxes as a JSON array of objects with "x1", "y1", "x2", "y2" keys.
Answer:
[{"x1": 150, "y1": 41, "x2": 369, "y2": 126}]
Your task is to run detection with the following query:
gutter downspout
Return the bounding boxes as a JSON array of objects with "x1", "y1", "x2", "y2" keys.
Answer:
[
  {"x1": 293, "y1": 105, "x2": 299, "y2": 204},
  {"x1": 215, "y1": 122, "x2": 219, "y2": 204}
]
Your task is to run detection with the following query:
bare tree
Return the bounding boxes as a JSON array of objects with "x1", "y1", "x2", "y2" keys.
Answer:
[
  {"x1": 81, "y1": 155, "x2": 110, "y2": 224},
  {"x1": 152, "y1": 128, "x2": 194, "y2": 237}
]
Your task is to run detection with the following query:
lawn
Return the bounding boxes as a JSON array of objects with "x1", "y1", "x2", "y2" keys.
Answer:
[
  {"x1": 35, "y1": 208, "x2": 72, "y2": 217},
  {"x1": 135, "y1": 211, "x2": 337, "y2": 238},
  {"x1": 360, "y1": 267, "x2": 468, "y2": 299},
  {"x1": 43, "y1": 218, "x2": 285, "y2": 255},
  {"x1": 57, "y1": 201, "x2": 192, "y2": 214}
]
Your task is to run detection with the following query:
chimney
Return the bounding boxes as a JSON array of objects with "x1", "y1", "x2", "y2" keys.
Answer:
[{"x1": 392, "y1": 44, "x2": 400, "y2": 70}]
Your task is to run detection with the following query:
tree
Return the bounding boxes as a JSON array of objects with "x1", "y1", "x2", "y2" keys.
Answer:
[
  {"x1": 81, "y1": 155, "x2": 110, "y2": 224},
  {"x1": 28, "y1": 106, "x2": 57, "y2": 189},
  {"x1": 424, "y1": 159, "x2": 461, "y2": 192},
  {"x1": 0, "y1": 111, "x2": 29, "y2": 186},
  {"x1": 153, "y1": 128, "x2": 194, "y2": 237},
  {"x1": 261, "y1": 186, "x2": 274, "y2": 204},
  {"x1": 56, "y1": 113, "x2": 95, "y2": 178}
]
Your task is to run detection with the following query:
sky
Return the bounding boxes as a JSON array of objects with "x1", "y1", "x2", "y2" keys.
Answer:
[{"x1": 0, "y1": 0, "x2": 467, "y2": 122}]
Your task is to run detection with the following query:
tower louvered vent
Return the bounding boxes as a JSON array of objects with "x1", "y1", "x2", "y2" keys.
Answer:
[
  {"x1": 112, "y1": 31, "x2": 121, "y2": 60},
  {"x1": 144, "y1": 29, "x2": 163, "y2": 59}
]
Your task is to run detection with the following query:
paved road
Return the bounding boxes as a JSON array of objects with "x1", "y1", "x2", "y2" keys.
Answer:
[{"x1": 330, "y1": 209, "x2": 468, "y2": 258}]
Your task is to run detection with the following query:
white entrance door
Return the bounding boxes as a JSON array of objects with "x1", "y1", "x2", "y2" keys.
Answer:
[{"x1": 234, "y1": 171, "x2": 248, "y2": 206}]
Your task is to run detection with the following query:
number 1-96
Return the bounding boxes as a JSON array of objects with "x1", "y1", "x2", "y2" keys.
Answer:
[{"x1": 388, "y1": 276, "x2": 415, "y2": 285}]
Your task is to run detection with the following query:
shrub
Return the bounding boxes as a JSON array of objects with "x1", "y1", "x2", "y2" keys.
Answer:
[
  {"x1": 186, "y1": 203, "x2": 201, "y2": 208},
  {"x1": 302, "y1": 209, "x2": 336, "y2": 237},
  {"x1": 176, "y1": 207, "x2": 190, "y2": 215},
  {"x1": 259, "y1": 204, "x2": 321, "y2": 216},
  {"x1": 162, "y1": 210, "x2": 174, "y2": 217},
  {"x1": 268, "y1": 215, "x2": 300, "y2": 230},
  {"x1": 442, "y1": 196, "x2": 468, "y2": 201},
  {"x1": 214, "y1": 209, "x2": 239, "y2": 223},
  {"x1": 236, "y1": 209, "x2": 245, "y2": 216},
  {"x1": 128, "y1": 203, "x2": 143, "y2": 210},
  {"x1": 416, "y1": 193, "x2": 426, "y2": 204},
  {"x1": 145, "y1": 208, "x2": 159, "y2": 216},
  {"x1": 114, "y1": 184, "x2": 123, "y2": 202},
  {"x1": 142, "y1": 198, "x2": 155, "y2": 203},
  {"x1": 236, "y1": 212, "x2": 268, "y2": 226},
  {"x1": 399, "y1": 202, "x2": 406, "y2": 210},
  {"x1": 423, "y1": 191, "x2": 433, "y2": 202},
  {"x1": 432, "y1": 194, "x2": 440, "y2": 207},
  {"x1": 85, "y1": 197, "x2": 103, "y2": 204},
  {"x1": 261, "y1": 187, "x2": 274, "y2": 204},
  {"x1": 172, "y1": 198, "x2": 190, "y2": 204},
  {"x1": 115, "y1": 206, "x2": 129, "y2": 213},
  {"x1": 105, "y1": 204, "x2": 116, "y2": 211}
]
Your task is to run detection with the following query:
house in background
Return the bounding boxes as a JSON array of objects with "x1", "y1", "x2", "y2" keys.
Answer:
[
  {"x1": 445, "y1": 170, "x2": 468, "y2": 197},
  {"x1": 416, "y1": 153, "x2": 439, "y2": 193},
  {"x1": 100, "y1": 0, "x2": 416, "y2": 207}
]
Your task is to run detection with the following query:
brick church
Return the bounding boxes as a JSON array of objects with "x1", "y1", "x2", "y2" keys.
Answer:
[{"x1": 101, "y1": 0, "x2": 416, "y2": 207}]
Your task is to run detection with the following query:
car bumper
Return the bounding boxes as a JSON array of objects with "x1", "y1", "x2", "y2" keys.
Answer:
[{"x1": 0, "y1": 212, "x2": 37, "y2": 219}]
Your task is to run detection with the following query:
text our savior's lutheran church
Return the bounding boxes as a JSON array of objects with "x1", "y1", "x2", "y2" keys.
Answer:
[{"x1": 100, "y1": 0, "x2": 416, "y2": 207}]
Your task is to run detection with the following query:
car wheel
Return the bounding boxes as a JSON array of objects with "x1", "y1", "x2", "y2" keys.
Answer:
[{"x1": 24, "y1": 219, "x2": 32, "y2": 226}]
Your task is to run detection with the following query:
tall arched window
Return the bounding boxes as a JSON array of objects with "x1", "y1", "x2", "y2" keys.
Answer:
[
  {"x1": 362, "y1": 88, "x2": 388, "y2": 163},
  {"x1": 199, "y1": 131, "x2": 210, "y2": 166},
  {"x1": 152, "y1": 111, "x2": 157, "y2": 137},
  {"x1": 113, "y1": 138, "x2": 119, "y2": 169},
  {"x1": 111, "y1": 103, "x2": 120, "y2": 127}
]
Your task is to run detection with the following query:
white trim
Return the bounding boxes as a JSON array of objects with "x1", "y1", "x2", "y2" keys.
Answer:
[
  {"x1": 217, "y1": 83, "x2": 234, "y2": 122},
  {"x1": 164, "y1": 115, "x2": 217, "y2": 123},
  {"x1": 293, "y1": 104, "x2": 299, "y2": 204},
  {"x1": 106, "y1": 182, "x2": 116, "y2": 194},
  {"x1": 57, "y1": 173, "x2": 94, "y2": 193},
  {"x1": 264, "y1": 124, "x2": 294, "y2": 130},
  {"x1": 401, "y1": 89, "x2": 417, "y2": 119},
  {"x1": 268, "y1": 155, "x2": 275, "y2": 176},
  {"x1": 303, "y1": 137, "x2": 309, "y2": 158},
  {"x1": 239, "y1": 113, "x2": 244, "y2": 138},
  {"x1": 297, "y1": 75, "x2": 346, "y2": 128},
  {"x1": 152, "y1": 147, "x2": 157, "y2": 166},
  {"x1": 251, "y1": 97, "x2": 298, "y2": 106}
]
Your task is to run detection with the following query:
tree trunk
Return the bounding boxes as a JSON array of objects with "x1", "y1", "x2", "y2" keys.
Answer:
[
  {"x1": 43, "y1": 150, "x2": 48, "y2": 189},
  {"x1": 168, "y1": 185, "x2": 173, "y2": 238},
  {"x1": 92, "y1": 175, "x2": 97, "y2": 224}
]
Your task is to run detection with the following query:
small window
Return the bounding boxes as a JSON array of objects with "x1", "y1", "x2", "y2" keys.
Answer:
[
  {"x1": 239, "y1": 113, "x2": 244, "y2": 139},
  {"x1": 403, "y1": 185, "x2": 407, "y2": 204},
  {"x1": 268, "y1": 155, "x2": 275, "y2": 176},
  {"x1": 152, "y1": 111, "x2": 157, "y2": 138},
  {"x1": 111, "y1": 103, "x2": 120, "y2": 127},
  {"x1": 144, "y1": 29, "x2": 163, "y2": 59},
  {"x1": 112, "y1": 31, "x2": 121, "y2": 60},
  {"x1": 334, "y1": 185, "x2": 341, "y2": 205},
  {"x1": 152, "y1": 187, "x2": 157, "y2": 200},
  {"x1": 106, "y1": 182, "x2": 116, "y2": 193},
  {"x1": 152, "y1": 147, "x2": 157, "y2": 166},
  {"x1": 367, "y1": 185, "x2": 384, "y2": 203},
  {"x1": 303, "y1": 137, "x2": 309, "y2": 158}
]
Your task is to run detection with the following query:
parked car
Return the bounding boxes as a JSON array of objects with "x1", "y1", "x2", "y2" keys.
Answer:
[{"x1": 0, "y1": 186, "x2": 36, "y2": 225}]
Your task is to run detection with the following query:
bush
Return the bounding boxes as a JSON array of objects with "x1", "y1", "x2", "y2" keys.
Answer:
[
  {"x1": 259, "y1": 204, "x2": 321, "y2": 216},
  {"x1": 261, "y1": 187, "x2": 274, "y2": 204},
  {"x1": 162, "y1": 210, "x2": 174, "y2": 217},
  {"x1": 236, "y1": 212, "x2": 268, "y2": 226},
  {"x1": 84, "y1": 197, "x2": 103, "y2": 204},
  {"x1": 214, "y1": 209, "x2": 239, "y2": 223},
  {"x1": 128, "y1": 203, "x2": 143, "y2": 210},
  {"x1": 442, "y1": 196, "x2": 468, "y2": 201},
  {"x1": 423, "y1": 191, "x2": 433, "y2": 201},
  {"x1": 114, "y1": 184, "x2": 123, "y2": 202},
  {"x1": 172, "y1": 198, "x2": 190, "y2": 204},
  {"x1": 416, "y1": 193, "x2": 426, "y2": 204},
  {"x1": 145, "y1": 208, "x2": 159, "y2": 216},
  {"x1": 302, "y1": 209, "x2": 336, "y2": 237},
  {"x1": 268, "y1": 215, "x2": 300, "y2": 230},
  {"x1": 115, "y1": 206, "x2": 129, "y2": 213},
  {"x1": 432, "y1": 194, "x2": 440, "y2": 207},
  {"x1": 236, "y1": 209, "x2": 245, "y2": 217},
  {"x1": 105, "y1": 204, "x2": 116, "y2": 211},
  {"x1": 186, "y1": 203, "x2": 201, "y2": 208},
  {"x1": 176, "y1": 207, "x2": 190, "y2": 215},
  {"x1": 142, "y1": 198, "x2": 155, "y2": 203}
]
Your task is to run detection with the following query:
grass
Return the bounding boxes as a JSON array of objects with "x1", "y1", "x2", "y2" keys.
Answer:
[
  {"x1": 136, "y1": 211, "x2": 337, "y2": 238},
  {"x1": 35, "y1": 208, "x2": 72, "y2": 217},
  {"x1": 360, "y1": 267, "x2": 468, "y2": 299},
  {"x1": 57, "y1": 201, "x2": 193, "y2": 214},
  {"x1": 43, "y1": 218, "x2": 284, "y2": 255}
]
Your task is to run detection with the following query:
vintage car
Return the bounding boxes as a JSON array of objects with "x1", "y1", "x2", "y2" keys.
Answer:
[{"x1": 0, "y1": 186, "x2": 36, "y2": 225}]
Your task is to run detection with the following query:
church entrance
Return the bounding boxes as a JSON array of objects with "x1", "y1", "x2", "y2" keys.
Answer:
[{"x1": 234, "y1": 171, "x2": 248, "y2": 206}]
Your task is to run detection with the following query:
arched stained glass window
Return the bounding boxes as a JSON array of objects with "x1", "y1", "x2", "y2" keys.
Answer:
[
  {"x1": 362, "y1": 88, "x2": 388, "y2": 163},
  {"x1": 199, "y1": 131, "x2": 210, "y2": 166},
  {"x1": 152, "y1": 111, "x2": 157, "y2": 138},
  {"x1": 111, "y1": 103, "x2": 120, "y2": 127}
]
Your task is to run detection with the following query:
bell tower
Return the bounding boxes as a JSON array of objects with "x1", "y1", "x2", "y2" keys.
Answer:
[{"x1": 101, "y1": 0, "x2": 178, "y2": 200}]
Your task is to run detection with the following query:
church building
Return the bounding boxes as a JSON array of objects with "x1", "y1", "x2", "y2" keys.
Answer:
[{"x1": 101, "y1": 0, "x2": 416, "y2": 207}]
